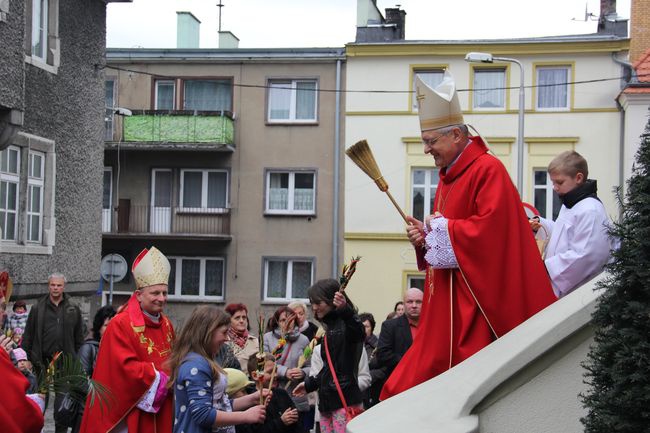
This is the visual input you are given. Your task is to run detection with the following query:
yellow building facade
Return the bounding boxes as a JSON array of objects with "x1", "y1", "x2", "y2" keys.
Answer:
[{"x1": 344, "y1": 38, "x2": 629, "y2": 323}]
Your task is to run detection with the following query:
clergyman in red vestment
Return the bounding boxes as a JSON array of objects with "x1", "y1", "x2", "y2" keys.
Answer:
[
  {"x1": 380, "y1": 71, "x2": 556, "y2": 400},
  {"x1": 79, "y1": 247, "x2": 175, "y2": 433},
  {"x1": 0, "y1": 338, "x2": 44, "y2": 433}
]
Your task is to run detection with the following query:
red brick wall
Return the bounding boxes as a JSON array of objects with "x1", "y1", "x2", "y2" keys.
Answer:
[{"x1": 630, "y1": 0, "x2": 650, "y2": 63}]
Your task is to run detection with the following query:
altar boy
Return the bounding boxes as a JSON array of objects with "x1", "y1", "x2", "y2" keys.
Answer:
[{"x1": 533, "y1": 151, "x2": 614, "y2": 297}]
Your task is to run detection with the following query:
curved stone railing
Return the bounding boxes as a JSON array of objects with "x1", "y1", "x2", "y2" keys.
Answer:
[{"x1": 348, "y1": 277, "x2": 604, "y2": 433}]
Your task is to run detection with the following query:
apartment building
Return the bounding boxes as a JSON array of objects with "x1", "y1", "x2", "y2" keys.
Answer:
[{"x1": 103, "y1": 26, "x2": 345, "y2": 323}]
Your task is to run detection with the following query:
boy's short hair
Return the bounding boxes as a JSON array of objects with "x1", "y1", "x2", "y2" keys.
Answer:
[
  {"x1": 246, "y1": 352, "x2": 275, "y2": 375},
  {"x1": 548, "y1": 151, "x2": 589, "y2": 178}
]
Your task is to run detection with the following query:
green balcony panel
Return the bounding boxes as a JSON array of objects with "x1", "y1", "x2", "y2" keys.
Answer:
[{"x1": 123, "y1": 114, "x2": 234, "y2": 144}]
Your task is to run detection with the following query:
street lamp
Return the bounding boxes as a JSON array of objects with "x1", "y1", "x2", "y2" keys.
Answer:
[{"x1": 465, "y1": 52, "x2": 525, "y2": 197}]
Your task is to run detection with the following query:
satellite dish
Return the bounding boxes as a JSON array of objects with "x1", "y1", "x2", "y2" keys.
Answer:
[{"x1": 100, "y1": 254, "x2": 128, "y2": 283}]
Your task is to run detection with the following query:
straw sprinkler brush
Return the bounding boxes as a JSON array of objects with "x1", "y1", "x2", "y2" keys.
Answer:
[{"x1": 346, "y1": 139, "x2": 408, "y2": 223}]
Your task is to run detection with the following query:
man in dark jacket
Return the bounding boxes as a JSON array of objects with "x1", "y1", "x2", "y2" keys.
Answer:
[
  {"x1": 22, "y1": 273, "x2": 84, "y2": 433},
  {"x1": 375, "y1": 288, "x2": 423, "y2": 385}
]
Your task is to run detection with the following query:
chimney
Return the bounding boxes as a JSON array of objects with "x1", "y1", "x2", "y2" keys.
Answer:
[
  {"x1": 630, "y1": 0, "x2": 650, "y2": 62},
  {"x1": 218, "y1": 31, "x2": 239, "y2": 49},
  {"x1": 176, "y1": 12, "x2": 201, "y2": 48},
  {"x1": 385, "y1": 7, "x2": 406, "y2": 40},
  {"x1": 355, "y1": 0, "x2": 406, "y2": 43},
  {"x1": 356, "y1": 0, "x2": 383, "y2": 27},
  {"x1": 597, "y1": 0, "x2": 627, "y2": 37}
]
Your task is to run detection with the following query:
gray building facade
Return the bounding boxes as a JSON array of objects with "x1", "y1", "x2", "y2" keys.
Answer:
[{"x1": 0, "y1": 0, "x2": 129, "y2": 309}]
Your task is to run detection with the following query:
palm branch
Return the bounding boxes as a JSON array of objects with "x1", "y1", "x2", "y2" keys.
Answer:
[
  {"x1": 339, "y1": 256, "x2": 361, "y2": 291},
  {"x1": 38, "y1": 352, "x2": 114, "y2": 414}
]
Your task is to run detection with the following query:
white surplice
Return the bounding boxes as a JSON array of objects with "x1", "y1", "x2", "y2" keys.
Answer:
[{"x1": 540, "y1": 197, "x2": 613, "y2": 298}]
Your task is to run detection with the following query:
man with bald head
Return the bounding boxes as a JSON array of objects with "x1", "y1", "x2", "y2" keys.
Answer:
[{"x1": 374, "y1": 288, "x2": 423, "y2": 379}]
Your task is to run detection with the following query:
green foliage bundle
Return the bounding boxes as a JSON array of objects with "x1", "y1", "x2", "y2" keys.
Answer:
[
  {"x1": 581, "y1": 122, "x2": 650, "y2": 432},
  {"x1": 38, "y1": 352, "x2": 113, "y2": 412}
]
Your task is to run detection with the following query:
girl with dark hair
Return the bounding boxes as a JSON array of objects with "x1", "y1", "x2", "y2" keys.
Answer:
[
  {"x1": 78, "y1": 305, "x2": 117, "y2": 377},
  {"x1": 225, "y1": 303, "x2": 259, "y2": 371},
  {"x1": 293, "y1": 279, "x2": 365, "y2": 433},
  {"x1": 168, "y1": 305, "x2": 267, "y2": 433}
]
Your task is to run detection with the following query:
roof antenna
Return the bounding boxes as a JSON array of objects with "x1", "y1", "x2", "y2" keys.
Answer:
[
  {"x1": 572, "y1": 2, "x2": 598, "y2": 21},
  {"x1": 217, "y1": 0, "x2": 224, "y2": 32}
]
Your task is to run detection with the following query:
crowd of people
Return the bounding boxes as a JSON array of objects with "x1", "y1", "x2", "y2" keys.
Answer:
[
  {"x1": 0, "y1": 249, "x2": 423, "y2": 433},
  {"x1": 0, "y1": 70, "x2": 616, "y2": 433}
]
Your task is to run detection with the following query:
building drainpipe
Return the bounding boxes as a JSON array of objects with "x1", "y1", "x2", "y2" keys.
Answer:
[
  {"x1": 332, "y1": 58, "x2": 342, "y2": 278},
  {"x1": 611, "y1": 52, "x2": 636, "y2": 218}
]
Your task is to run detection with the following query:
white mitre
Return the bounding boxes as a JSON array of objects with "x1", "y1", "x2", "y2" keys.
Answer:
[
  {"x1": 416, "y1": 70, "x2": 464, "y2": 131},
  {"x1": 132, "y1": 246, "x2": 171, "y2": 289}
]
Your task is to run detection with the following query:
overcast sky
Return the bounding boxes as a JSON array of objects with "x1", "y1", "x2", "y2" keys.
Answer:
[{"x1": 106, "y1": 0, "x2": 631, "y2": 49}]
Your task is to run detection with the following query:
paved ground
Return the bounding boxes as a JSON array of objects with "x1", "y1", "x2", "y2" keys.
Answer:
[{"x1": 43, "y1": 402, "x2": 56, "y2": 433}]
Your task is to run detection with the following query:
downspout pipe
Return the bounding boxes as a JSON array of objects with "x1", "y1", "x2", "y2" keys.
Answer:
[
  {"x1": 611, "y1": 52, "x2": 636, "y2": 218},
  {"x1": 332, "y1": 57, "x2": 342, "y2": 278},
  {"x1": 611, "y1": 52, "x2": 638, "y2": 83}
]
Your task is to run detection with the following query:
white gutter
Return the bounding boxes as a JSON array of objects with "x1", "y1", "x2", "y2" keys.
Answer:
[{"x1": 332, "y1": 59, "x2": 342, "y2": 277}]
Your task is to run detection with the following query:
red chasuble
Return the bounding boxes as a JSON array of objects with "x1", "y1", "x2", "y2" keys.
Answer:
[
  {"x1": 79, "y1": 295, "x2": 175, "y2": 433},
  {"x1": 381, "y1": 136, "x2": 555, "y2": 400},
  {"x1": 0, "y1": 349, "x2": 44, "y2": 433}
]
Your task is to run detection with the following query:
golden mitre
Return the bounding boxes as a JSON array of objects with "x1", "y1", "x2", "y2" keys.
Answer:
[
  {"x1": 416, "y1": 70, "x2": 464, "y2": 131},
  {"x1": 132, "y1": 246, "x2": 170, "y2": 289}
]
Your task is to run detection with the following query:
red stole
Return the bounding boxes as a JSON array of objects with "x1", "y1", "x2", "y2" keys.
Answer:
[
  {"x1": 0, "y1": 349, "x2": 44, "y2": 433},
  {"x1": 79, "y1": 301, "x2": 175, "y2": 433},
  {"x1": 381, "y1": 137, "x2": 555, "y2": 400}
]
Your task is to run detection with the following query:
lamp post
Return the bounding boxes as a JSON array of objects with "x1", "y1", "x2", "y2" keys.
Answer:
[{"x1": 465, "y1": 52, "x2": 525, "y2": 197}]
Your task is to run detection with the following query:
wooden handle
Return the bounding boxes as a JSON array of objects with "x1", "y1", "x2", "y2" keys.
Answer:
[{"x1": 384, "y1": 190, "x2": 409, "y2": 223}]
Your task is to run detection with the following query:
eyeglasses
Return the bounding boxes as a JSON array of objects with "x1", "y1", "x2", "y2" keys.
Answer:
[{"x1": 422, "y1": 132, "x2": 449, "y2": 147}]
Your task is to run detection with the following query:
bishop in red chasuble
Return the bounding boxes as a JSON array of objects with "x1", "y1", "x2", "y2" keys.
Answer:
[
  {"x1": 381, "y1": 72, "x2": 555, "y2": 400},
  {"x1": 79, "y1": 247, "x2": 175, "y2": 433}
]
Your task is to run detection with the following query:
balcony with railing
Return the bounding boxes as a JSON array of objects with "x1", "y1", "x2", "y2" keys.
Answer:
[
  {"x1": 102, "y1": 202, "x2": 231, "y2": 240},
  {"x1": 105, "y1": 110, "x2": 235, "y2": 150}
]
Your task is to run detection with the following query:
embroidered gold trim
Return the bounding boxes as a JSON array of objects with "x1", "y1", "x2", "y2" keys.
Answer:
[{"x1": 420, "y1": 114, "x2": 464, "y2": 131}]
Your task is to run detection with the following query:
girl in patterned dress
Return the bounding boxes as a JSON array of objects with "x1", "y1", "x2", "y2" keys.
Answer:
[{"x1": 167, "y1": 305, "x2": 269, "y2": 433}]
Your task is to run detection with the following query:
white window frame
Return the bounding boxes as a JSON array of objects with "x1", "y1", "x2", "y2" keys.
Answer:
[
  {"x1": 1, "y1": 134, "x2": 55, "y2": 254},
  {"x1": 31, "y1": 0, "x2": 48, "y2": 60},
  {"x1": 182, "y1": 79, "x2": 232, "y2": 111},
  {"x1": 155, "y1": 80, "x2": 176, "y2": 110},
  {"x1": 263, "y1": 257, "x2": 314, "y2": 302},
  {"x1": 105, "y1": 79, "x2": 116, "y2": 141},
  {"x1": 411, "y1": 167, "x2": 439, "y2": 222},
  {"x1": 472, "y1": 67, "x2": 506, "y2": 110},
  {"x1": 0, "y1": 0, "x2": 9, "y2": 22},
  {"x1": 168, "y1": 256, "x2": 225, "y2": 301},
  {"x1": 536, "y1": 66, "x2": 570, "y2": 111},
  {"x1": 179, "y1": 169, "x2": 229, "y2": 213},
  {"x1": 407, "y1": 274, "x2": 425, "y2": 292},
  {"x1": 0, "y1": 146, "x2": 21, "y2": 242},
  {"x1": 412, "y1": 69, "x2": 445, "y2": 111},
  {"x1": 102, "y1": 167, "x2": 113, "y2": 233},
  {"x1": 533, "y1": 169, "x2": 561, "y2": 220},
  {"x1": 25, "y1": 0, "x2": 59, "y2": 73},
  {"x1": 26, "y1": 151, "x2": 44, "y2": 243},
  {"x1": 264, "y1": 170, "x2": 316, "y2": 215},
  {"x1": 267, "y1": 79, "x2": 318, "y2": 123}
]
